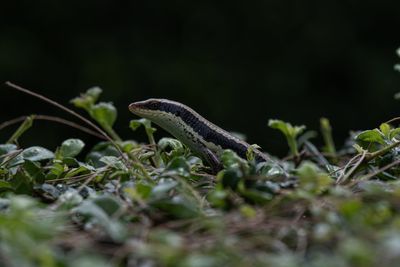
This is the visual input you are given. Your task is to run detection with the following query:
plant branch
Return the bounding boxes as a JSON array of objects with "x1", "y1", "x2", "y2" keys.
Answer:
[
  {"x1": 3, "y1": 82, "x2": 128, "y2": 165},
  {"x1": 0, "y1": 114, "x2": 107, "y2": 140}
]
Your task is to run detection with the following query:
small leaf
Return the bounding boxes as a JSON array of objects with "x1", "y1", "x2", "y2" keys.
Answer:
[
  {"x1": 70, "y1": 86, "x2": 102, "y2": 110},
  {"x1": 22, "y1": 146, "x2": 54, "y2": 162},
  {"x1": 242, "y1": 190, "x2": 273, "y2": 204},
  {"x1": 158, "y1": 138, "x2": 184, "y2": 152},
  {"x1": 23, "y1": 160, "x2": 45, "y2": 183},
  {"x1": 165, "y1": 156, "x2": 190, "y2": 176},
  {"x1": 73, "y1": 199, "x2": 126, "y2": 242},
  {"x1": 99, "y1": 156, "x2": 128, "y2": 171},
  {"x1": 268, "y1": 119, "x2": 306, "y2": 156},
  {"x1": 34, "y1": 183, "x2": 61, "y2": 199},
  {"x1": 93, "y1": 195, "x2": 122, "y2": 217},
  {"x1": 297, "y1": 161, "x2": 332, "y2": 194},
  {"x1": 220, "y1": 149, "x2": 247, "y2": 169},
  {"x1": 151, "y1": 195, "x2": 200, "y2": 219},
  {"x1": 389, "y1": 128, "x2": 400, "y2": 139},
  {"x1": 0, "y1": 180, "x2": 13, "y2": 192},
  {"x1": 90, "y1": 102, "x2": 117, "y2": 128},
  {"x1": 268, "y1": 119, "x2": 305, "y2": 138},
  {"x1": 380, "y1": 123, "x2": 391, "y2": 137},
  {"x1": 158, "y1": 138, "x2": 186, "y2": 162},
  {"x1": 0, "y1": 144, "x2": 18, "y2": 156},
  {"x1": 356, "y1": 129, "x2": 385, "y2": 145},
  {"x1": 150, "y1": 180, "x2": 179, "y2": 200},
  {"x1": 7, "y1": 115, "x2": 35, "y2": 144},
  {"x1": 60, "y1": 139, "x2": 85, "y2": 158},
  {"x1": 86, "y1": 142, "x2": 121, "y2": 168},
  {"x1": 246, "y1": 144, "x2": 261, "y2": 161},
  {"x1": 129, "y1": 118, "x2": 156, "y2": 134}
]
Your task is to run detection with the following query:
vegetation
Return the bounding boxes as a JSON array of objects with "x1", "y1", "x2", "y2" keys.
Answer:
[{"x1": 2, "y1": 52, "x2": 400, "y2": 266}]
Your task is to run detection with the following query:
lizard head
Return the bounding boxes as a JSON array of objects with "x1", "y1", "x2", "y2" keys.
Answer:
[{"x1": 129, "y1": 98, "x2": 189, "y2": 122}]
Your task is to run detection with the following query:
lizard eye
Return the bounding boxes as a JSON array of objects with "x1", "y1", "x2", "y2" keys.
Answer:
[{"x1": 147, "y1": 101, "x2": 159, "y2": 110}]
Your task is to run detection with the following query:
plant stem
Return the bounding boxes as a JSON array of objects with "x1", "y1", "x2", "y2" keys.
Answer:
[
  {"x1": 7, "y1": 115, "x2": 35, "y2": 144},
  {"x1": 365, "y1": 140, "x2": 400, "y2": 162},
  {"x1": 320, "y1": 118, "x2": 336, "y2": 156},
  {"x1": 287, "y1": 136, "x2": 299, "y2": 157},
  {"x1": 146, "y1": 127, "x2": 161, "y2": 168},
  {"x1": 104, "y1": 125, "x2": 122, "y2": 142}
]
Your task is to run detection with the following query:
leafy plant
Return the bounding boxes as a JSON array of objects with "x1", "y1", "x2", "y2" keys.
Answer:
[
  {"x1": 268, "y1": 119, "x2": 306, "y2": 157},
  {"x1": 2, "y1": 72, "x2": 400, "y2": 267}
]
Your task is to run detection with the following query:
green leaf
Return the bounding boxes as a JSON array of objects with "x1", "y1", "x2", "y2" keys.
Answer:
[
  {"x1": 129, "y1": 118, "x2": 156, "y2": 135},
  {"x1": 90, "y1": 102, "x2": 117, "y2": 128},
  {"x1": 99, "y1": 156, "x2": 128, "y2": 171},
  {"x1": 151, "y1": 195, "x2": 200, "y2": 219},
  {"x1": 297, "y1": 161, "x2": 332, "y2": 194},
  {"x1": 158, "y1": 138, "x2": 184, "y2": 153},
  {"x1": 92, "y1": 195, "x2": 122, "y2": 217},
  {"x1": 220, "y1": 168, "x2": 242, "y2": 189},
  {"x1": 23, "y1": 160, "x2": 45, "y2": 183},
  {"x1": 239, "y1": 187, "x2": 273, "y2": 204},
  {"x1": 0, "y1": 180, "x2": 13, "y2": 192},
  {"x1": 59, "y1": 139, "x2": 85, "y2": 158},
  {"x1": 150, "y1": 180, "x2": 179, "y2": 200},
  {"x1": 268, "y1": 119, "x2": 306, "y2": 156},
  {"x1": 70, "y1": 86, "x2": 102, "y2": 110},
  {"x1": 10, "y1": 170, "x2": 33, "y2": 194},
  {"x1": 165, "y1": 156, "x2": 190, "y2": 176},
  {"x1": 0, "y1": 144, "x2": 18, "y2": 156},
  {"x1": 389, "y1": 127, "x2": 400, "y2": 139},
  {"x1": 380, "y1": 123, "x2": 391, "y2": 137},
  {"x1": 356, "y1": 129, "x2": 385, "y2": 145},
  {"x1": 220, "y1": 149, "x2": 247, "y2": 169},
  {"x1": 22, "y1": 146, "x2": 54, "y2": 162},
  {"x1": 72, "y1": 198, "x2": 126, "y2": 242},
  {"x1": 158, "y1": 138, "x2": 186, "y2": 163},
  {"x1": 246, "y1": 144, "x2": 261, "y2": 161},
  {"x1": 268, "y1": 119, "x2": 306, "y2": 138},
  {"x1": 7, "y1": 115, "x2": 35, "y2": 144},
  {"x1": 86, "y1": 142, "x2": 121, "y2": 168}
]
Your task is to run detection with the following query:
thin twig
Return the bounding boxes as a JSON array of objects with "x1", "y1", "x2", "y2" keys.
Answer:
[
  {"x1": 0, "y1": 149, "x2": 23, "y2": 167},
  {"x1": 385, "y1": 117, "x2": 400, "y2": 125},
  {"x1": 46, "y1": 172, "x2": 97, "y2": 183},
  {"x1": 76, "y1": 173, "x2": 99, "y2": 193},
  {"x1": 0, "y1": 115, "x2": 107, "y2": 140},
  {"x1": 365, "y1": 140, "x2": 400, "y2": 162},
  {"x1": 337, "y1": 151, "x2": 367, "y2": 185},
  {"x1": 336, "y1": 151, "x2": 365, "y2": 184},
  {"x1": 4, "y1": 82, "x2": 128, "y2": 165},
  {"x1": 358, "y1": 158, "x2": 400, "y2": 181}
]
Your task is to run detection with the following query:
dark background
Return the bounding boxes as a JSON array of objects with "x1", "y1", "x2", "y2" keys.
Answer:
[{"x1": 1, "y1": 1, "x2": 400, "y2": 156}]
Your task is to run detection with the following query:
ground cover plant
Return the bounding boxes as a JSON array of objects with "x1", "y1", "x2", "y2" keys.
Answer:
[{"x1": 2, "y1": 51, "x2": 400, "y2": 266}]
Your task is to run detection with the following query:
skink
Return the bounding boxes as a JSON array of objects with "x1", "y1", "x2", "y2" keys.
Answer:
[{"x1": 129, "y1": 99, "x2": 269, "y2": 171}]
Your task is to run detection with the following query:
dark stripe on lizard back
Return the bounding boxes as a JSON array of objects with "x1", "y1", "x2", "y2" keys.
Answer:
[{"x1": 153, "y1": 101, "x2": 265, "y2": 161}]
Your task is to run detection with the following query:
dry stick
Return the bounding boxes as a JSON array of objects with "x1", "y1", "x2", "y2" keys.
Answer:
[
  {"x1": 336, "y1": 151, "x2": 367, "y2": 185},
  {"x1": 77, "y1": 173, "x2": 99, "y2": 192},
  {"x1": 358, "y1": 158, "x2": 400, "y2": 181},
  {"x1": 0, "y1": 149, "x2": 23, "y2": 167},
  {"x1": 4, "y1": 81, "x2": 128, "y2": 165},
  {"x1": 334, "y1": 140, "x2": 400, "y2": 184},
  {"x1": 0, "y1": 115, "x2": 107, "y2": 140},
  {"x1": 385, "y1": 117, "x2": 400, "y2": 125}
]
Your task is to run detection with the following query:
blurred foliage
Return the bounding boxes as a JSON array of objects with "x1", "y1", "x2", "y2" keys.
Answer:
[{"x1": 2, "y1": 87, "x2": 400, "y2": 266}]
